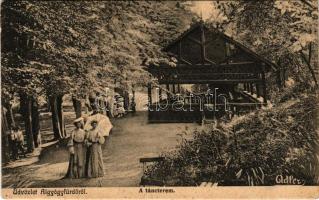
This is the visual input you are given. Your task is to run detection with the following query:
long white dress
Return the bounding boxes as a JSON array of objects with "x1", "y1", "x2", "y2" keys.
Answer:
[
  {"x1": 66, "y1": 128, "x2": 86, "y2": 178},
  {"x1": 86, "y1": 128, "x2": 105, "y2": 178}
]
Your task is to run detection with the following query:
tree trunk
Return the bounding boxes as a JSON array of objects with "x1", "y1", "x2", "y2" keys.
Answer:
[
  {"x1": 49, "y1": 95, "x2": 62, "y2": 140},
  {"x1": 132, "y1": 89, "x2": 135, "y2": 101},
  {"x1": 2, "y1": 106, "x2": 10, "y2": 163},
  {"x1": 20, "y1": 95, "x2": 34, "y2": 152},
  {"x1": 31, "y1": 98, "x2": 40, "y2": 148},
  {"x1": 72, "y1": 96, "x2": 82, "y2": 118},
  {"x1": 46, "y1": 96, "x2": 51, "y2": 112},
  {"x1": 300, "y1": 48, "x2": 318, "y2": 87},
  {"x1": 57, "y1": 95, "x2": 66, "y2": 138},
  {"x1": 124, "y1": 91, "x2": 129, "y2": 110},
  {"x1": 3, "y1": 101, "x2": 15, "y2": 129}
]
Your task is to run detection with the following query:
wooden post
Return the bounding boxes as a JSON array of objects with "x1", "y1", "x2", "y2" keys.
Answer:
[
  {"x1": 256, "y1": 83, "x2": 261, "y2": 98},
  {"x1": 249, "y1": 83, "x2": 254, "y2": 94},
  {"x1": 172, "y1": 84, "x2": 176, "y2": 94},
  {"x1": 247, "y1": 83, "x2": 250, "y2": 93},
  {"x1": 166, "y1": 84, "x2": 170, "y2": 100},
  {"x1": 233, "y1": 84, "x2": 238, "y2": 101},
  {"x1": 244, "y1": 83, "x2": 247, "y2": 91},
  {"x1": 159, "y1": 87, "x2": 162, "y2": 101},
  {"x1": 148, "y1": 82, "x2": 152, "y2": 106},
  {"x1": 177, "y1": 84, "x2": 181, "y2": 93}
]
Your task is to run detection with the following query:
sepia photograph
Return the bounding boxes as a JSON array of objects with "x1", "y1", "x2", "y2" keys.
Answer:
[{"x1": 1, "y1": 0, "x2": 319, "y2": 198}]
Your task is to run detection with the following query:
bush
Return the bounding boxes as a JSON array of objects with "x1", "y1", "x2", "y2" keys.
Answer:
[{"x1": 145, "y1": 92, "x2": 318, "y2": 186}]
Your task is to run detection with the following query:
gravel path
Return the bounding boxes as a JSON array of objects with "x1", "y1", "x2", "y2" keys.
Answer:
[{"x1": 2, "y1": 112, "x2": 199, "y2": 187}]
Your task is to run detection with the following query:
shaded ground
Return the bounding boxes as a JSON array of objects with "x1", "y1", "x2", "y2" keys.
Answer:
[{"x1": 2, "y1": 112, "x2": 199, "y2": 187}]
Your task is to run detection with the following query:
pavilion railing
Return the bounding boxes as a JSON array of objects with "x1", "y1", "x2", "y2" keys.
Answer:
[{"x1": 148, "y1": 102, "x2": 263, "y2": 123}]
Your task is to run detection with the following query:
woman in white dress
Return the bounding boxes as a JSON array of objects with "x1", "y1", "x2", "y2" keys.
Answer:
[
  {"x1": 86, "y1": 120, "x2": 105, "y2": 178},
  {"x1": 65, "y1": 118, "x2": 86, "y2": 178}
]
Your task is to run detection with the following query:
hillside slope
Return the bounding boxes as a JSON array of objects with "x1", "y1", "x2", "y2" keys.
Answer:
[{"x1": 145, "y1": 84, "x2": 318, "y2": 186}]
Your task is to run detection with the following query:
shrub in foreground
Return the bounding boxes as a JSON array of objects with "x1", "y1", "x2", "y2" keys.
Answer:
[{"x1": 145, "y1": 94, "x2": 318, "y2": 186}]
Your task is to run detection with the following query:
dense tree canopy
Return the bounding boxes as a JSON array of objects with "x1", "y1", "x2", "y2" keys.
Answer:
[
  {"x1": 1, "y1": 1, "x2": 195, "y2": 147},
  {"x1": 208, "y1": 0, "x2": 318, "y2": 87},
  {"x1": 1, "y1": 1, "x2": 194, "y2": 100}
]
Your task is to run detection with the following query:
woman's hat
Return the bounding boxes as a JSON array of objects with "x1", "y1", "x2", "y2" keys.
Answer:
[
  {"x1": 73, "y1": 117, "x2": 84, "y2": 127},
  {"x1": 73, "y1": 117, "x2": 84, "y2": 123}
]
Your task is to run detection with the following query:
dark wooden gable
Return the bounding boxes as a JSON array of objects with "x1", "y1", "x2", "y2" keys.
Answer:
[
  {"x1": 164, "y1": 22, "x2": 275, "y2": 70},
  {"x1": 147, "y1": 21, "x2": 278, "y2": 90}
]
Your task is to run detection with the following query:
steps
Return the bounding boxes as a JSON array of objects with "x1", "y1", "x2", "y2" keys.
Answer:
[{"x1": 199, "y1": 182, "x2": 218, "y2": 187}]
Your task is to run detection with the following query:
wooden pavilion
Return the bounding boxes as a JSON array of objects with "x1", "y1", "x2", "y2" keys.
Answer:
[{"x1": 147, "y1": 21, "x2": 277, "y2": 123}]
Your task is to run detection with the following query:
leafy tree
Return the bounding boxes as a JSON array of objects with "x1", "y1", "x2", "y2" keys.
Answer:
[
  {"x1": 211, "y1": 1, "x2": 318, "y2": 88},
  {"x1": 1, "y1": 1, "x2": 194, "y2": 152}
]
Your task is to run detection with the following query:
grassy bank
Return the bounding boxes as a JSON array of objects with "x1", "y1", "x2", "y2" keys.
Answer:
[{"x1": 145, "y1": 87, "x2": 318, "y2": 186}]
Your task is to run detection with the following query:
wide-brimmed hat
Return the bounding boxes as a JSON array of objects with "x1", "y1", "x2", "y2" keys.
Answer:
[
  {"x1": 74, "y1": 117, "x2": 83, "y2": 123},
  {"x1": 73, "y1": 117, "x2": 84, "y2": 126}
]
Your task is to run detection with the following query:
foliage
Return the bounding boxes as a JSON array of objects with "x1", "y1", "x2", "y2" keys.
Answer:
[
  {"x1": 1, "y1": 1, "x2": 194, "y2": 99},
  {"x1": 196, "y1": 1, "x2": 318, "y2": 88},
  {"x1": 145, "y1": 87, "x2": 319, "y2": 186},
  {"x1": 213, "y1": 1, "x2": 318, "y2": 54}
]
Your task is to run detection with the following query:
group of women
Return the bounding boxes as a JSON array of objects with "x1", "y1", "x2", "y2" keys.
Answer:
[{"x1": 65, "y1": 117, "x2": 105, "y2": 179}]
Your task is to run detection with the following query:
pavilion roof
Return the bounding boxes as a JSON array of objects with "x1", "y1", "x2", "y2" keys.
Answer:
[{"x1": 163, "y1": 21, "x2": 278, "y2": 71}]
